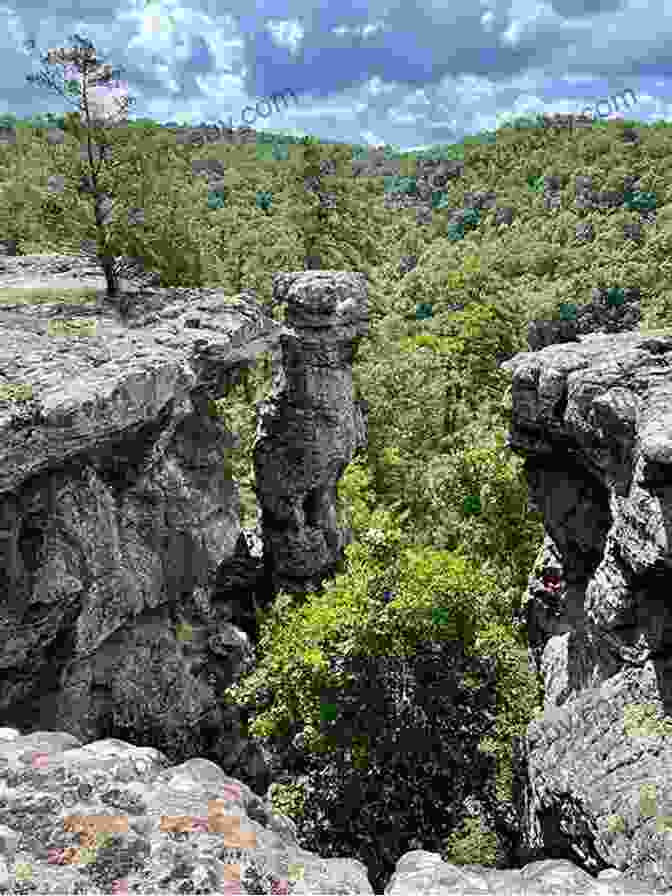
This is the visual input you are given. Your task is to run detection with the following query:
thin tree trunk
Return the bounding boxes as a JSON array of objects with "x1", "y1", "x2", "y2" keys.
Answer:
[{"x1": 100, "y1": 253, "x2": 120, "y2": 297}]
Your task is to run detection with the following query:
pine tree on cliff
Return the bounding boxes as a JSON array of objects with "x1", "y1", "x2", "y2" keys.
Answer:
[{"x1": 25, "y1": 34, "x2": 201, "y2": 313}]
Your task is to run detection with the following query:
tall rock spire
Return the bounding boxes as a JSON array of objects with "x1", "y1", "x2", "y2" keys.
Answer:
[{"x1": 254, "y1": 270, "x2": 369, "y2": 596}]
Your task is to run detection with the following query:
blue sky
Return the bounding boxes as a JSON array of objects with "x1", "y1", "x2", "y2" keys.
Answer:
[{"x1": 1, "y1": 0, "x2": 671, "y2": 152}]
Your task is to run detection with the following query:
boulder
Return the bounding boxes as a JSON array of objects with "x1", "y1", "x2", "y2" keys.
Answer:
[
  {"x1": 501, "y1": 331, "x2": 672, "y2": 893},
  {"x1": 0, "y1": 729, "x2": 374, "y2": 895},
  {"x1": 0, "y1": 728, "x2": 657, "y2": 895}
]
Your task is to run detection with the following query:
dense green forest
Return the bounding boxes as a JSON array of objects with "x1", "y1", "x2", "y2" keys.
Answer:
[{"x1": 2, "y1": 106, "x2": 672, "y2": 889}]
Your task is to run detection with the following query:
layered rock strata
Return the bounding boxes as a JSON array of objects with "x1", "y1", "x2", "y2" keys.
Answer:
[
  {"x1": 253, "y1": 271, "x2": 369, "y2": 595},
  {"x1": 0, "y1": 273, "x2": 366, "y2": 792},
  {"x1": 501, "y1": 330, "x2": 672, "y2": 892}
]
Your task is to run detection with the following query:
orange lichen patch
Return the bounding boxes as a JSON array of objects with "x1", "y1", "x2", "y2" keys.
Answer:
[
  {"x1": 208, "y1": 801, "x2": 258, "y2": 848},
  {"x1": 221, "y1": 863, "x2": 242, "y2": 881},
  {"x1": 159, "y1": 815, "x2": 204, "y2": 835},
  {"x1": 62, "y1": 814, "x2": 129, "y2": 849}
]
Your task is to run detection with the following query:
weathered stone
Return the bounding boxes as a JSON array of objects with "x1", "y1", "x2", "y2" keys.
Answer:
[
  {"x1": 502, "y1": 331, "x2": 672, "y2": 893},
  {"x1": 0, "y1": 726, "x2": 657, "y2": 895},
  {"x1": 254, "y1": 271, "x2": 369, "y2": 595},
  {"x1": 0, "y1": 272, "x2": 366, "y2": 793},
  {"x1": 527, "y1": 288, "x2": 642, "y2": 352},
  {"x1": 0, "y1": 239, "x2": 18, "y2": 256},
  {"x1": 0, "y1": 729, "x2": 374, "y2": 895}
]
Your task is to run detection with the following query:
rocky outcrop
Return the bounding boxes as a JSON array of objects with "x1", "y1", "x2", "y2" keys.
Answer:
[
  {"x1": 0, "y1": 273, "x2": 366, "y2": 792},
  {"x1": 0, "y1": 728, "x2": 657, "y2": 895},
  {"x1": 500, "y1": 330, "x2": 672, "y2": 893},
  {"x1": 527, "y1": 286, "x2": 642, "y2": 352},
  {"x1": 0, "y1": 728, "x2": 372, "y2": 895},
  {"x1": 254, "y1": 271, "x2": 369, "y2": 595}
]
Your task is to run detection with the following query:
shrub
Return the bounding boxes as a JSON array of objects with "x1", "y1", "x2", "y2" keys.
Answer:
[
  {"x1": 558, "y1": 301, "x2": 578, "y2": 321},
  {"x1": 447, "y1": 221, "x2": 465, "y2": 241},
  {"x1": 383, "y1": 175, "x2": 418, "y2": 196},
  {"x1": 207, "y1": 189, "x2": 227, "y2": 210},
  {"x1": 461, "y1": 208, "x2": 481, "y2": 229},
  {"x1": 270, "y1": 637, "x2": 501, "y2": 893},
  {"x1": 623, "y1": 190, "x2": 657, "y2": 212},
  {"x1": 442, "y1": 815, "x2": 498, "y2": 866},
  {"x1": 606, "y1": 286, "x2": 627, "y2": 306}
]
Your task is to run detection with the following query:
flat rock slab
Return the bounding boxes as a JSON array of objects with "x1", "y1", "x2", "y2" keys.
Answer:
[{"x1": 0, "y1": 281, "x2": 292, "y2": 496}]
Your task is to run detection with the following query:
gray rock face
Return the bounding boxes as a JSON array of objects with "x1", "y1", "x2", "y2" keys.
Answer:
[
  {"x1": 0, "y1": 274, "x2": 366, "y2": 792},
  {"x1": 501, "y1": 331, "x2": 672, "y2": 893},
  {"x1": 254, "y1": 271, "x2": 369, "y2": 595},
  {"x1": 0, "y1": 726, "x2": 659, "y2": 895},
  {"x1": 0, "y1": 728, "x2": 658, "y2": 895}
]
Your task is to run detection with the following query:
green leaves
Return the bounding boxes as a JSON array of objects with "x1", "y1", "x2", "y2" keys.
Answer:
[
  {"x1": 559, "y1": 301, "x2": 578, "y2": 320},
  {"x1": 255, "y1": 189, "x2": 273, "y2": 212},
  {"x1": 383, "y1": 175, "x2": 418, "y2": 196},
  {"x1": 623, "y1": 190, "x2": 657, "y2": 211},
  {"x1": 605, "y1": 285, "x2": 627, "y2": 306},
  {"x1": 207, "y1": 189, "x2": 226, "y2": 210}
]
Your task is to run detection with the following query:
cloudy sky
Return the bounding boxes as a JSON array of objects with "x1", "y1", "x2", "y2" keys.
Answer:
[{"x1": 1, "y1": 0, "x2": 670, "y2": 152}]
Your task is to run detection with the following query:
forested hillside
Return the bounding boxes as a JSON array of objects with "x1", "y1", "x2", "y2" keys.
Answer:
[{"x1": 1, "y1": 110, "x2": 671, "y2": 889}]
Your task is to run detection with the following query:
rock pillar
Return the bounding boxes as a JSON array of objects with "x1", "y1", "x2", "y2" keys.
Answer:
[{"x1": 254, "y1": 271, "x2": 369, "y2": 595}]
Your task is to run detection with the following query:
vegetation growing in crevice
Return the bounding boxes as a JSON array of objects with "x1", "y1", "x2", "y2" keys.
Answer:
[{"x1": 3, "y1": 104, "x2": 672, "y2": 876}]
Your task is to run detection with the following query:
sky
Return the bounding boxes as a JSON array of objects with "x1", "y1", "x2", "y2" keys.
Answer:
[{"x1": 1, "y1": 0, "x2": 671, "y2": 152}]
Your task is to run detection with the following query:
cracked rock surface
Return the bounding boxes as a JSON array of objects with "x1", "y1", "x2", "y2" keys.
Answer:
[{"x1": 502, "y1": 331, "x2": 672, "y2": 892}]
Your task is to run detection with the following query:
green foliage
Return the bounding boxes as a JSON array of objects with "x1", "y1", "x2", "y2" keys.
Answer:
[
  {"x1": 415, "y1": 302, "x2": 433, "y2": 320},
  {"x1": 447, "y1": 221, "x2": 465, "y2": 241},
  {"x1": 431, "y1": 190, "x2": 450, "y2": 210},
  {"x1": 559, "y1": 301, "x2": 578, "y2": 321},
  {"x1": 9, "y1": 98, "x2": 672, "y2": 883},
  {"x1": 605, "y1": 285, "x2": 627, "y2": 306},
  {"x1": 255, "y1": 190, "x2": 273, "y2": 212},
  {"x1": 383, "y1": 175, "x2": 418, "y2": 196},
  {"x1": 442, "y1": 816, "x2": 498, "y2": 866},
  {"x1": 461, "y1": 208, "x2": 481, "y2": 228},
  {"x1": 254, "y1": 635, "x2": 502, "y2": 893},
  {"x1": 623, "y1": 190, "x2": 657, "y2": 211},
  {"x1": 267, "y1": 781, "x2": 307, "y2": 820},
  {"x1": 207, "y1": 189, "x2": 227, "y2": 210}
]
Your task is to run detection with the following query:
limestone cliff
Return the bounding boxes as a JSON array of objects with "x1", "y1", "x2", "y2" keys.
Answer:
[
  {"x1": 501, "y1": 330, "x2": 672, "y2": 892},
  {"x1": 0, "y1": 273, "x2": 367, "y2": 794}
]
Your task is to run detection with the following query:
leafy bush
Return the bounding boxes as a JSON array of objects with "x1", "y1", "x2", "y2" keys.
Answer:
[
  {"x1": 559, "y1": 301, "x2": 578, "y2": 320},
  {"x1": 262, "y1": 636, "x2": 501, "y2": 893},
  {"x1": 256, "y1": 190, "x2": 273, "y2": 212},
  {"x1": 623, "y1": 190, "x2": 657, "y2": 211},
  {"x1": 442, "y1": 815, "x2": 498, "y2": 866},
  {"x1": 207, "y1": 189, "x2": 227, "y2": 210},
  {"x1": 447, "y1": 221, "x2": 465, "y2": 241},
  {"x1": 383, "y1": 175, "x2": 418, "y2": 196},
  {"x1": 606, "y1": 286, "x2": 627, "y2": 306},
  {"x1": 461, "y1": 208, "x2": 481, "y2": 229}
]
